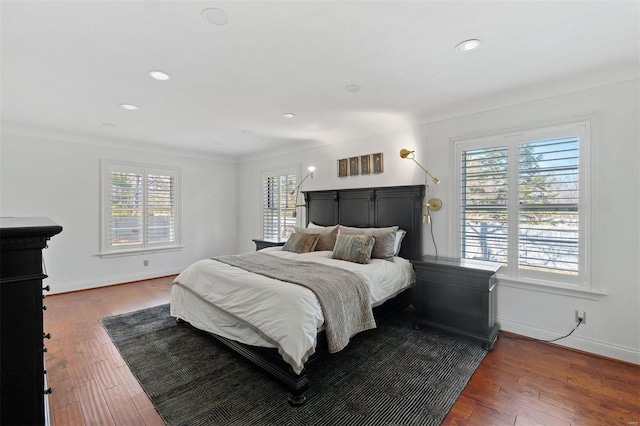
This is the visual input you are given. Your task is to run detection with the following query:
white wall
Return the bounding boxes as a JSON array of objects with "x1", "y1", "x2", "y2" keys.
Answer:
[
  {"x1": 2, "y1": 79, "x2": 637, "y2": 364},
  {"x1": 0, "y1": 132, "x2": 238, "y2": 294},
  {"x1": 238, "y1": 79, "x2": 640, "y2": 364}
]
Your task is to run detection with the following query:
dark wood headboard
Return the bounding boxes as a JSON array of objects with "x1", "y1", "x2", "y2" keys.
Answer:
[{"x1": 303, "y1": 185, "x2": 425, "y2": 260}]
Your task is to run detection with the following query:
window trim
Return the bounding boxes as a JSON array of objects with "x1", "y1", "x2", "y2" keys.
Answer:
[
  {"x1": 451, "y1": 118, "x2": 593, "y2": 291},
  {"x1": 99, "y1": 159, "x2": 181, "y2": 256}
]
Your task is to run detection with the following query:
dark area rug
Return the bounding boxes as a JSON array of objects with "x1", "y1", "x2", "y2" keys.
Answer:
[{"x1": 101, "y1": 304, "x2": 486, "y2": 426}]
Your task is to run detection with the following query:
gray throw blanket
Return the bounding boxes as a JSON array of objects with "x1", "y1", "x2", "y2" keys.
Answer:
[{"x1": 213, "y1": 252, "x2": 376, "y2": 353}]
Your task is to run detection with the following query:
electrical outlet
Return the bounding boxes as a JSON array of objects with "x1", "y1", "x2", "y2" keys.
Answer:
[
  {"x1": 143, "y1": 259, "x2": 149, "y2": 267},
  {"x1": 575, "y1": 310, "x2": 586, "y2": 324}
]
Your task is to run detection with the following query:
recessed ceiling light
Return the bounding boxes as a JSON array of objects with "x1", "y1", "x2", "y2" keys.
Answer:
[
  {"x1": 345, "y1": 84, "x2": 362, "y2": 93},
  {"x1": 455, "y1": 39, "x2": 482, "y2": 52},
  {"x1": 282, "y1": 113, "x2": 296, "y2": 119},
  {"x1": 241, "y1": 130, "x2": 253, "y2": 134},
  {"x1": 120, "y1": 104, "x2": 139, "y2": 111},
  {"x1": 102, "y1": 122, "x2": 117, "y2": 127},
  {"x1": 202, "y1": 8, "x2": 228, "y2": 25},
  {"x1": 148, "y1": 70, "x2": 171, "y2": 81}
]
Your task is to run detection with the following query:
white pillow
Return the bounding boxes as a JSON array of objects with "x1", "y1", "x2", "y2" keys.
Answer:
[{"x1": 393, "y1": 229, "x2": 407, "y2": 256}]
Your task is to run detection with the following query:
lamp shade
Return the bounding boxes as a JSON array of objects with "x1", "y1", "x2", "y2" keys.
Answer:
[{"x1": 399, "y1": 148, "x2": 414, "y2": 159}]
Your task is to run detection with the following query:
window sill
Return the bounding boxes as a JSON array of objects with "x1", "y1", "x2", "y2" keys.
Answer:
[
  {"x1": 497, "y1": 274, "x2": 607, "y2": 301},
  {"x1": 97, "y1": 245, "x2": 183, "y2": 259}
]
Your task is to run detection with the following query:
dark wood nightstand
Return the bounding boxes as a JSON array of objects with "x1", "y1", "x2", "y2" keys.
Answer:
[
  {"x1": 252, "y1": 238, "x2": 287, "y2": 251},
  {"x1": 410, "y1": 256, "x2": 502, "y2": 350}
]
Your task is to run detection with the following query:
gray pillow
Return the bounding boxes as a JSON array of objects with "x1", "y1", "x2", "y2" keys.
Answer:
[
  {"x1": 338, "y1": 225, "x2": 399, "y2": 261},
  {"x1": 282, "y1": 232, "x2": 319, "y2": 254},
  {"x1": 331, "y1": 234, "x2": 375, "y2": 264},
  {"x1": 294, "y1": 225, "x2": 339, "y2": 251}
]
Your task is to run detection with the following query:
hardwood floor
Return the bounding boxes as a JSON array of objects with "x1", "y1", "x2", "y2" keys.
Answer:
[
  {"x1": 44, "y1": 277, "x2": 639, "y2": 425},
  {"x1": 44, "y1": 277, "x2": 172, "y2": 426}
]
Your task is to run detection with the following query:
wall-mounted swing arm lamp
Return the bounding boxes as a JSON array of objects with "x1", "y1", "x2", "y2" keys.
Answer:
[
  {"x1": 400, "y1": 148, "x2": 442, "y2": 223},
  {"x1": 290, "y1": 166, "x2": 316, "y2": 218}
]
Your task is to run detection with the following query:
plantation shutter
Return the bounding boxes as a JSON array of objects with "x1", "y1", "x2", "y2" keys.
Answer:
[
  {"x1": 263, "y1": 176, "x2": 280, "y2": 240},
  {"x1": 262, "y1": 169, "x2": 297, "y2": 240},
  {"x1": 460, "y1": 145, "x2": 509, "y2": 264},
  {"x1": 518, "y1": 137, "x2": 579, "y2": 275},
  {"x1": 456, "y1": 121, "x2": 587, "y2": 286},
  {"x1": 102, "y1": 161, "x2": 180, "y2": 253},
  {"x1": 147, "y1": 172, "x2": 176, "y2": 245},
  {"x1": 110, "y1": 170, "x2": 143, "y2": 249}
]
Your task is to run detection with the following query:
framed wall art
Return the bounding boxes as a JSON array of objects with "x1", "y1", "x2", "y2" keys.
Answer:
[
  {"x1": 349, "y1": 156, "x2": 359, "y2": 176},
  {"x1": 360, "y1": 154, "x2": 371, "y2": 175},
  {"x1": 338, "y1": 159, "x2": 348, "y2": 177},
  {"x1": 372, "y1": 152, "x2": 384, "y2": 173},
  {"x1": 337, "y1": 152, "x2": 385, "y2": 178}
]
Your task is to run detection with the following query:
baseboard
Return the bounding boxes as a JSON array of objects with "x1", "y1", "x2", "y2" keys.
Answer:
[
  {"x1": 48, "y1": 269, "x2": 182, "y2": 295},
  {"x1": 498, "y1": 317, "x2": 640, "y2": 365}
]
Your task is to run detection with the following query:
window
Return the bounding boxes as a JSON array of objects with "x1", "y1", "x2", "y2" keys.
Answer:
[
  {"x1": 262, "y1": 167, "x2": 297, "y2": 240},
  {"x1": 101, "y1": 160, "x2": 180, "y2": 255},
  {"x1": 455, "y1": 121, "x2": 589, "y2": 286}
]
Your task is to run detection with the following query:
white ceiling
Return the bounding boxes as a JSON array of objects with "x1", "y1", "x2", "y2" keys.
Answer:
[{"x1": 2, "y1": 1, "x2": 639, "y2": 160}]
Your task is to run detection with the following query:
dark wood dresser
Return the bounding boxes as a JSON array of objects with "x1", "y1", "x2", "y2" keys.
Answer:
[
  {"x1": 1, "y1": 217, "x2": 62, "y2": 425},
  {"x1": 411, "y1": 255, "x2": 502, "y2": 350}
]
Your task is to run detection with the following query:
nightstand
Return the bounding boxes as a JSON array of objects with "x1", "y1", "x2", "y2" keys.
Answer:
[
  {"x1": 252, "y1": 238, "x2": 287, "y2": 251},
  {"x1": 410, "y1": 256, "x2": 502, "y2": 350}
]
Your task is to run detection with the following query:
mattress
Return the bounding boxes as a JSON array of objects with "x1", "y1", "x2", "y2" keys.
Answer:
[{"x1": 170, "y1": 248, "x2": 415, "y2": 374}]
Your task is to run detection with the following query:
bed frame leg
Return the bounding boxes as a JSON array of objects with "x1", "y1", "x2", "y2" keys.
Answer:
[{"x1": 288, "y1": 391, "x2": 307, "y2": 406}]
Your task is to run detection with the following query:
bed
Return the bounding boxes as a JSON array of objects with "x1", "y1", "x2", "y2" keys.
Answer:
[{"x1": 171, "y1": 184, "x2": 425, "y2": 405}]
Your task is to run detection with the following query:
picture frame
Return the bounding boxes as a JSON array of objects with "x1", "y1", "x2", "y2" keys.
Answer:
[
  {"x1": 372, "y1": 152, "x2": 384, "y2": 173},
  {"x1": 349, "y1": 156, "x2": 359, "y2": 176},
  {"x1": 338, "y1": 159, "x2": 348, "y2": 177},
  {"x1": 360, "y1": 154, "x2": 371, "y2": 175}
]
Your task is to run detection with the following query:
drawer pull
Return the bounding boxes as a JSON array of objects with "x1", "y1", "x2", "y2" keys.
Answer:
[
  {"x1": 44, "y1": 387, "x2": 53, "y2": 395},
  {"x1": 43, "y1": 346, "x2": 48, "y2": 353},
  {"x1": 43, "y1": 285, "x2": 50, "y2": 292},
  {"x1": 43, "y1": 333, "x2": 51, "y2": 339},
  {"x1": 43, "y1": 305, "x2": 47, "y2": 310}
]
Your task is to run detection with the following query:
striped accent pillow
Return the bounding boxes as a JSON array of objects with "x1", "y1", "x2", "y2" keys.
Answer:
[
  {"x1": 338, "y1": 226, "x2": 399, "y2": 261},
  {"x1": 331, "y1": 234, "x2": 375, "y2": 264}
]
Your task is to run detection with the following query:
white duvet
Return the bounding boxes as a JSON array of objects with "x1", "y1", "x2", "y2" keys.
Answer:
[{"x1": 170, "y1": 248, "x2": 415, "y2": 374}]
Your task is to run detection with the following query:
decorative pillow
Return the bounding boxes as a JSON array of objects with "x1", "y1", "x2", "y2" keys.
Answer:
[
  {"x1": 294, "y1": 225, "x2": 339, "y2": 251},
  {"x1": 393, "y1": 229, "x2": 407, "y2": 256},
  {"x1": 282, "y1": 232, "x2": 319, "y2": 254},
  {"x1": 331, "y1": 234, "x2": 375, "y2": 264},
  {"x1": 338, "y1": 225, "x2": 399, "y2": 261}
]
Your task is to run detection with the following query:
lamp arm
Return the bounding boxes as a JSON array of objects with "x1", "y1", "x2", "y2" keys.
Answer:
[
  {"x1": 290, "y1": 171, "x2": 313, "y2": 196},
  {"x1": 411, "y1": 158, "x2": 439, "y2": 184},
  {"x1": 400, "y1": 148, "x2": 441, "y2": 224},
  {"x1": 414, "y1": 160, "x2": 442, "y2": 222}
]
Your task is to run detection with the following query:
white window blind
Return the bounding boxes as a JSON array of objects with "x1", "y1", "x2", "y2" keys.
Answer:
[
  {"x1": 262, "y1": 168, "x2": 297, "y2": 240},
  {"x1": 518, "y1": 137, "x2": 579, "y2": 275},
  {"x1": 456, "y1": 122, "x2": 588, "y2": 286},
  {"x1": 101, "y1": 161, "x2": 180, "y2": 254},
  {"x1": 461, "y1": 145, "x2": 509, "y2": 264}
]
